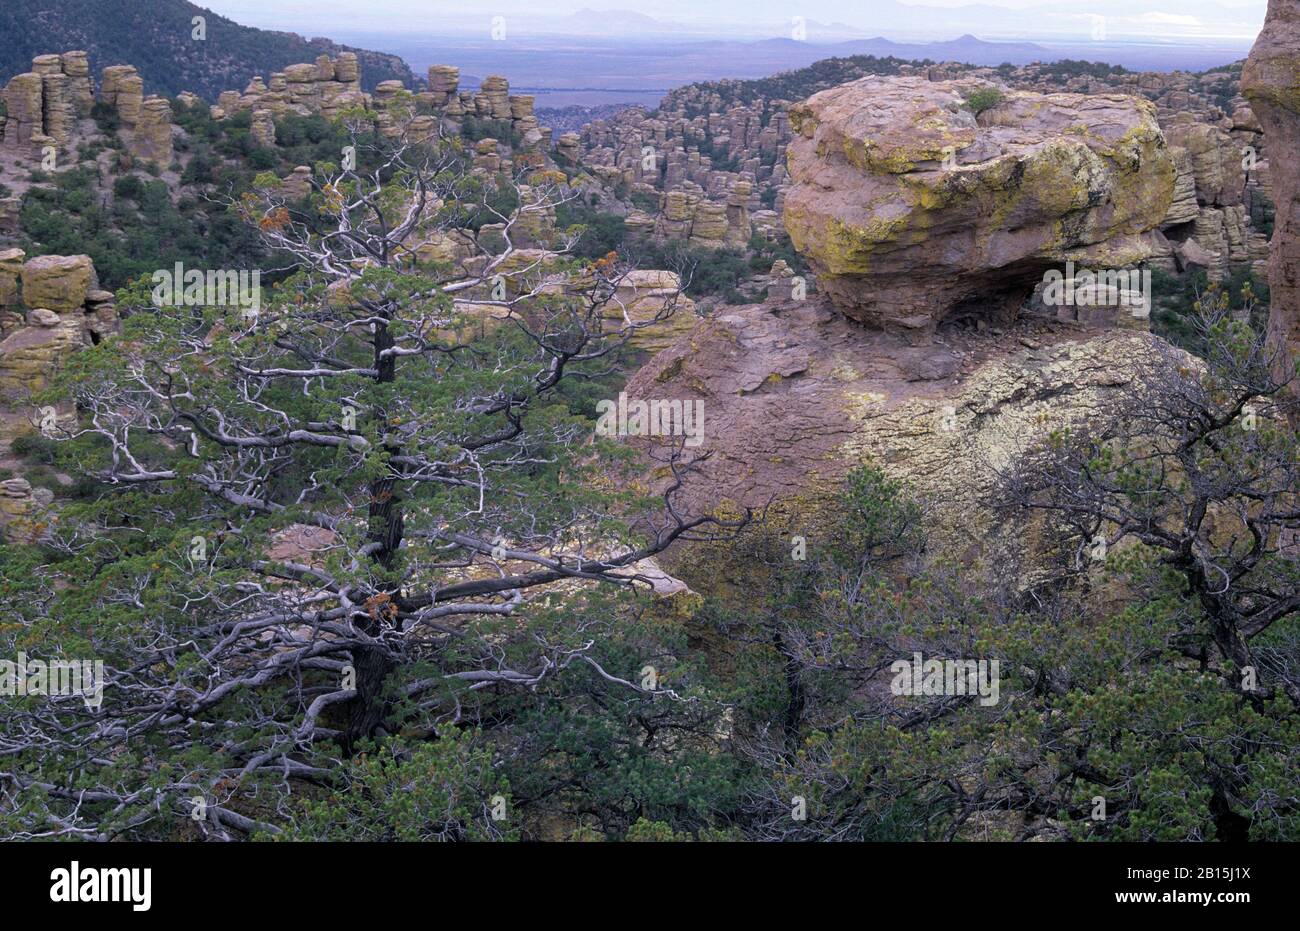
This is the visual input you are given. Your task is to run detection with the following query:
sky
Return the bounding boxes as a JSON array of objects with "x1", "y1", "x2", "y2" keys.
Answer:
[{"x1": 195, "y1": 0, "x2": 1268, "y2": 42}]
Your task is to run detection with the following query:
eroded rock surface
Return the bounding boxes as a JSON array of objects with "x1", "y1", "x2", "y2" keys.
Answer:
[
  {"x1": 783, "y1": 77, "x2": 1175, "y2": 339},
  {"x1": 623, "y1": 299, "x2": 1191, "y2": 574},
  {"x1": 1243, "y1": 0, "x2": 1300, "y2": 398}
]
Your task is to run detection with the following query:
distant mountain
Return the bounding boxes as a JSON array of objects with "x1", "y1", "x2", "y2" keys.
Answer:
[
  {"x1": 564, "y1": 8, "x2": 677, "y2": 33},
  {"x1": 0, "y1": 0, "x2": 415, "y2": 99},
  {"x1": 747, "y1": 34, "x2": 1052, "y2": 68}
]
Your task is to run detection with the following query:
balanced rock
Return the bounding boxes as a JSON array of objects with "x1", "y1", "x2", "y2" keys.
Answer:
[
  {"x1": 428, "y1": 64, "x2": 460, "y2": 97},
  {"x1": 334, "y1": 52, "x2": 361, "y2": 85},
  {"x1": 783, "y1": 77, "x2": 1175, "y2": 338}
]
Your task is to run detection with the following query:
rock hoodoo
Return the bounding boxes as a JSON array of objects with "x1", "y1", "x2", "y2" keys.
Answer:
[
  {"x1": 1, "y1": 57, "x2": 173, "y2": 166},
  {"x1": 1243, "y1": 0, "x2": 1300, "y2": 398},
  {"x1": 783, "y1": 77, "x2": 1175, "y2": 340}
]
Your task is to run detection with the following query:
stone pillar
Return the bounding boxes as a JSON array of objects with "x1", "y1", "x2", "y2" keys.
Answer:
[
  {"x1": 132, "y1": 96, "x2": 173, "y2": 165},
  {"x1": 99, "y1": 65, "x2": 143, "y2": 125},
  {"x1": 251, "y1": 109, "x2": 276, "y2": 148},
  {"x1": 33, "y1": 56, "x2": 73, "y2": 147},
  {"x1": 428, "y1": 65, "x2": 460, "y2": 107},
  {"x1": 59, "y1": 51, "x2": 95, "y2": 117},
  {"x1": 480, "y1": 75, "x2": 511, "y2": 120},
  {"x1": 726, "y1": 180, "x2": 752, "y2": 246},
  {"x1": 1, "y1": 73, "x2": 44, "y2": 147},
  {"x1": 335, "y1": 52, "x2": 361, "y2": 89}
]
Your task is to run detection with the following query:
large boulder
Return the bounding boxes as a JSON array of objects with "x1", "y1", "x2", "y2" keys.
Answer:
[
  {"x1": 783, "y1": 77, "x2": 1175, "y2": 338},
  {"x1": 1242, "y1": 0, "x2": 1300, "y2": 403},
  {"x1": 20, "y1": 254, "x2": 96, "y2": 313}
]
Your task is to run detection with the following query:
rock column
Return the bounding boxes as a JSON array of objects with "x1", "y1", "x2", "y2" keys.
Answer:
[{"x1": 1242, "y1": 0, "x2": 1300, "y2": 404}]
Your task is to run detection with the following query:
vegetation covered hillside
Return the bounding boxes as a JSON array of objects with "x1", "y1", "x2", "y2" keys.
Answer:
[{"x1": 0, "y1": 0, "x2": 415, "y2": 97}]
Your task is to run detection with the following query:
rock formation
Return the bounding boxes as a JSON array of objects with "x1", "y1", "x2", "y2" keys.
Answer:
[
  {"x1": 99, "y1": 64, "x2": 144, "y2": 124},
  {"x1": 1156, "y1": 116, "x2": 1263, "y2": 278},
  {"x1": 0, "y1": 52, "x2": 97, "y2": 155},
  {"x1": 605, "y1": 270, "x2": 700, "y2": 353},
  {"x1": 0, "y1": 251, "x2": 116, "y2": 541},
  {"x1": 413, "y1": 67, "x2": 550, "y2": 154},
  {"x1": 782, "y1": 77, "x2": 1175, "y2": 341},
  {"x1": 1243, "y1": 0, "x2": 1300, "y2": 398},
  {"x1": 212, "y1": 54, "x2": 366, "y2": 121},
  {"x1": 0, "y1": 198, "x2": 20, "y2": 238},
  {"x1": 0, "y1": 56, "x2": 174, "y2": 166},
  {"x1": 564, "y1": 56, "x2": 1269, "y2": 302},
  {"x1": 250, "y1": 109, "x2": 277, "y2": 148},
  {"x1": 0, "y1": 252, "x2": 116, "y2": 399},
  {"x1": 619, "y1": 295, "x2": 1194, "y2": 580}
]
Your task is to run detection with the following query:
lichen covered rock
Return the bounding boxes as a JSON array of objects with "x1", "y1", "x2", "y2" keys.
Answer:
[
  {"x1": 605, "y1": 270, "x2": 700, "y2": 353},
  {"x1": 20, "y1": 254, "x2": 96, "y2": 312},
  {"x1": 783, "y1": 77, "x2": 1175, "y2": 337}
]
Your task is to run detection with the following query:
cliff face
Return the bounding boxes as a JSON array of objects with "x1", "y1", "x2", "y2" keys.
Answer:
[
  {"x1": 782, "y1": 76, "x2": 1175, "y2": 340},
  {"x1": 1243, "y1": 0, "x2": 1300, "y2": 399}
]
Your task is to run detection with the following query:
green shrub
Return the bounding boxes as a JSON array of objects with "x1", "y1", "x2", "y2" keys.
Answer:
[{"x1": 963, "y1": 86, "x2": 1005, "y2": 116}]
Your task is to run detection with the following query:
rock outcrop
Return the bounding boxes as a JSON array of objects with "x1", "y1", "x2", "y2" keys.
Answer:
[
  {"x1": 605, "y1": 270, "x2": 700, "y2": 353},
  {"x1": 1243, "y1": 0, "x2": 1300, "y2": 399},
  {"x1": 0, "y1": 56, "x2": 175, "y2": 166},
  {"x1": 0, "y1": 52, "x2": 97, "y2": 155},
  {"x1": 414, "y1": 67, "x2": 550, "y2": 154},
  {"x1": 619, "y1": 297, "x2": 1193, "y2": 578},
  {"x1": 1157, "y1": 116, "x2": 1261, "y2": 278},
  {"x1": 0, "y1": 252, "x2": 116, "y2": 399},
  {"x1": 212, "y1": 53, "x2": 366, "y2": 121},
  {"x1": 782, "y1": 77, "x2": 1175, "y2": 339},
  {"x1": 0, "y1": 477, "x2": 55, "y2": 545}
]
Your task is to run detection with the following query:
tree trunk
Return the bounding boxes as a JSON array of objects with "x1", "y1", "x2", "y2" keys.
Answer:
[{"x1": 343, "y1": 316, "x2": 404, "y2": 751}]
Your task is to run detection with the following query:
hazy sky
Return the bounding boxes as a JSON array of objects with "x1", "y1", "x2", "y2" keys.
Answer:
[{"x1": 195, "y1": 0, "x2": 1267, "y2": 41}]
